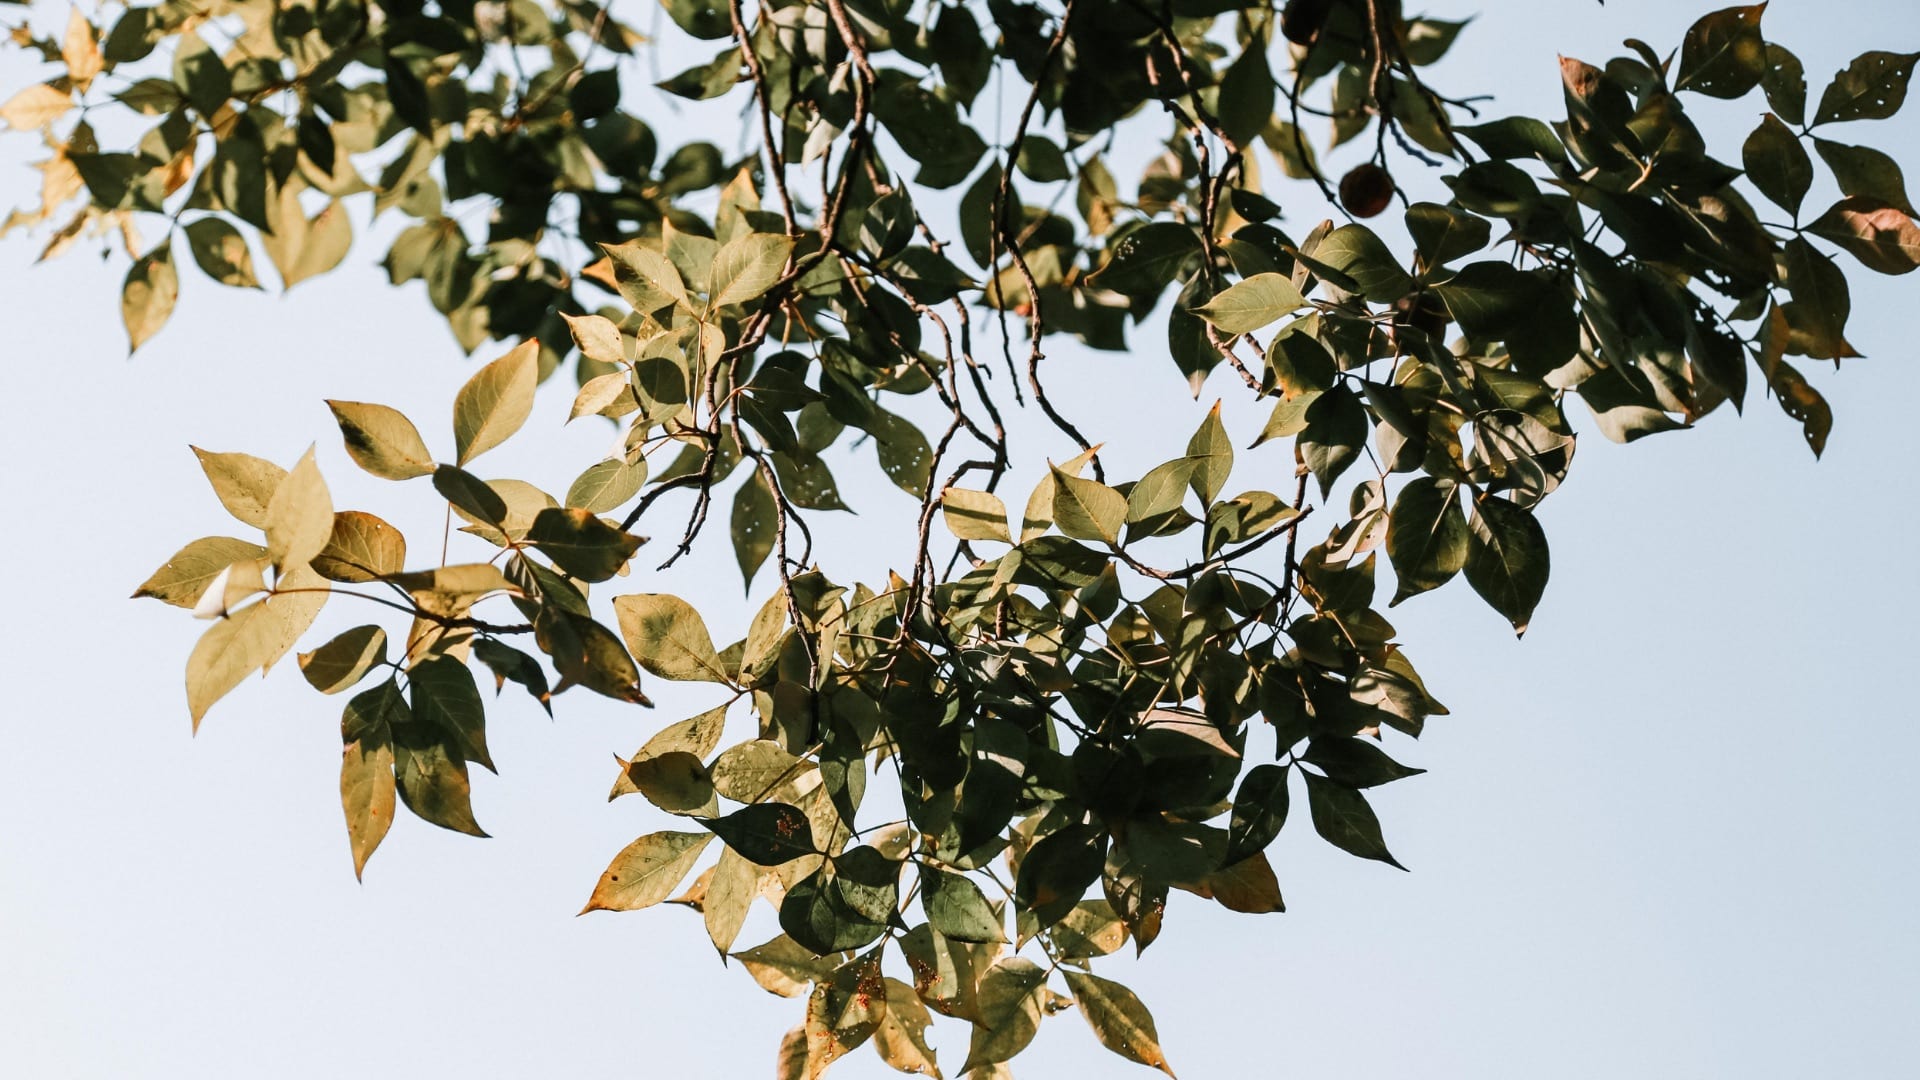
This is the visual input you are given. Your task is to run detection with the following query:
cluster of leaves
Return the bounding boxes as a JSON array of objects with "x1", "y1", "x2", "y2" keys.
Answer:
[{"x1": 13, "y1": 0, "x2": 1917, "y2": 1075}]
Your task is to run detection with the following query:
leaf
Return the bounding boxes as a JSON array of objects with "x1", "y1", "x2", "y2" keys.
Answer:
[
  {"x1": 171, "y1": 29, "x2": 230, "y2": 115},
  {"x1": 452, "y1": 341, "x2": 539, "y2": 465},
  {"x1": 1191, "y1": 273, "x2": 1307, "y2": 335},
  {"x1": 1814, "y1": 139, "x2": 1915, "y2": 215},
  {"x1": 708, "y1": 232, "x2": 794, "y2": 309},
  {"x1": 432, "y1": 464, "x2": 508, "y2": 528},
  {"x1": 282, "y1": 200, "x2": 352, "y2": 288},
  {"x1": 567, "y1": 457, "x2": 648, "y2": 514},
  {"x1": 710, "y1": 739, "x2": 813, "y2": 803},
  {"x1": 873, "y1": 978, "x2": 942, "y2": 1077},
  {"x1": 1087, "y1": 222, "x2": 1202, "y2": 296},
  {"x1": 701, "y1": 802, "x2": 819, "y2": 865},
  {"x1": 1783, "y1": 237, "x2": 1854, "y2": 356},
  {"x1": 0, "y1": 83, "x2": 72, "y2": 130},
  {"x1": 1763, "y1": 43, "x2": 1808, "y2": 124},
  {"x1": 614, "y1": 593, "x2": 731, "y2": 683},
  {"x1": 959, "y1": 958, "x2": 1048, "y2": 1074},
  {"x1": 299, "y1": 625, "x2": 388, "y2": 695},
  {"x1": 733, "y1": 470, "x2": 777, "y2": 587},
  {"x1": 1304, "y1": 737, "x2": 1426, "y2": 788},
  {"x1": 183, "y1": 218, "x2": 261, "y2": 288},
  {"x1": 735, "y1": 935, "x2": 837, "y2": 998},
  {"x1": 1062, "y1": 970, "x2": 1176, "y2": 1077},
  {"x1": 1302, "y1": 771, "x2": 1405, "y2": 869},
  {"x1": 1741, "y1": 113, "x2": 1812, "y2": 215},
  {"x1": 327, "y1": 401, "x2": 436, "y2": 480},
  {"x1": 339, "y1": 679, "x2": 402, "y2": 879},
  {"x1": 526, "y1": 507, "x2": 644, "y2": 582},
  {"x1": 1464, "y1": 494, "x2": 1550, "y2": 636},
  {"x1": 192, "y1": 447, "x2": 285, "y2": 529},
  {"x1": 581, "y1": 831, "x2": 713, "y2": 913},
  {"x1": 1225, "y1": 762, "x2": 1290, "y2": 865},
  {"x1": 1814, "y1": 50, "x2": 1920, "y2": 124},
  {"x1": 1386, "y1": 477, "x2": 1468, "y2": 604},
  {"x1": 922, "y1": 866, "x2": 1008, "y2": 944},
  {"x1": 1194, "y1": 852, "x2": 1286, "y2": 914},
  {"x1": 121, "y1": 241, "x2": 177, "y2": 352},
  {"x1": 1184, "y1": 403, "x2": 1234, "y2": 506},
  {"x1": 1014, "y1": 823, "x2": 1106, "y2": 930},
  {"x1": 1310, "y1": 224, "x2": 1412, "y2": 301},
  {"x1": 409, "y1": 655, "x2": 493, "y2": 772},
  {"x1": 1674, "y1": 4, "x2": 1768, "y2": 99},
  {"x1": 1126, "y1": 459, "x2": 1195, "y2": 524},
  {"x1": 133, "y1": 537, "x2": 268, "y2": 608},
  {"x1": 312, "y1": 511, "x2": 407, "y2": 583},
  {"x1": 603, "y1": 240, "x2": 691, "y2": 313},
  {"x1": 185, "y1": 567, "x2": 329, "y2": 728},
  {"x1": 1806, "y1": 197, "x2": 1920, "y2": 275},
  {"x1": 942, "y1": 488, "x2": 1013, "y2": 544},
  {"x1": 1048, "y1": 466, "x2": 1126, "y2": 545},
  {"x1": 265, "y1": 448, "x2": 333, "y2": 575}
]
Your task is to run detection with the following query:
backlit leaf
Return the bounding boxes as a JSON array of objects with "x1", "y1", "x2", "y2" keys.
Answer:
[
  {"x1": 1061, "y1": 970, "x2": 1175, "y2": 1076},
  {"x1": 614, "y1": 593, "x2": 731, "y2": 683},
  {"x1": 453, "y1": 341, "x2": 539, "y2": 465},
  {"x1": 582, "y1": 831, "x2": 712, "y2": 913},
  {"x1": 327, "y1": 400, "x2": 436, "y2": 480}
]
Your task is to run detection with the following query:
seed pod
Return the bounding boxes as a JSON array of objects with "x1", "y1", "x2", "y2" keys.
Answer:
[{"x1": 1339, "y1": 163, "x2": 1396, "y2": 218}]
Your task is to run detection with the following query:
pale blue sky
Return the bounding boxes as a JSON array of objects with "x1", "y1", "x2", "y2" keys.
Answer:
[{"x1": 2, "y1": 1, "x2": 1916, "y2": 1077}]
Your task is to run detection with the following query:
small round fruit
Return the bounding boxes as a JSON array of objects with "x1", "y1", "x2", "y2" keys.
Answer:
[{"x1": 1339, "y1": 163, "x2": 1395, "y2": 218}]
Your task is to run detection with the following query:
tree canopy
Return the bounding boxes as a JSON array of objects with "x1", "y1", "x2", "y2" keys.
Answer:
[{"x1": 4, "y1": 0, "x2": 1916, "y2": 1074}]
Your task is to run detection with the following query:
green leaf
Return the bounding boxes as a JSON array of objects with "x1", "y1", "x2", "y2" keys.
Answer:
[
  {"x1": 432, "y1": 464, "x2": 508, "y2": 528},
  {"x1": 732, "y1": 470, "x2": 777, "y2": 588},
  {"x1": 1304, "y1": 737, "x2": 1426, "y2": 788},
  {"x1": 408, "y1": 655, "x2": 493, "y2": 772},
  {"x1": 339, "y1": 679, "x2": 402, "y2": 879},
  {"x1": 265, "y1": 448, "x2": 333, "y2": 575},
  {"x1": 298, "y1": 624, "x2": 388, "y2": 695},
  {"x1": 1061, "y1": 970, "x2": 1176, "y2": 1077},
  {"x1": 1014, "y1": 823, "x2": 1105, "y2": 930},
  {"x1": 780, "y1": 863, "x2": 891, "y2": 955},
  {"x1": 567, "y1": 457, "x2": 648, "y2": 513},
  {"x1": 391, "y1": 708, "x2": 486, "y2": 837},
  {"x1": 922, "y1": 866, "x2": 1007, "y2": 944},
  {"x1": 708, "y1": 231, "x2": 794, "y2": 309},
  {"x1": 1464, "y1": 493, "x2": 1550, "y2": 636},
  {"x1": 327, "y1": 400, "x2": 436, "y2": 480},
  {"x1": 1126, "y1": 459, "x2": 1196, "y2": 524},
  {"x1": 1088, "y1": 222, "x2": 1202, "y2": 296},
  {"x1": 1814, "y1": 138, "x2": 1915, "y2": 215},
  {"x1": 452, "y1": 341, "x2": 539, "y2": 465},
  {"x1": 1386, "y1": 477, "x2": 1469, "y2": 604},
  {"x1": 171, "y1": 30, "x2": 230, "y2": 116},
  {"x1": 1300, "y1": 385, "x2": 1367, "y2": 497},
  {"x1": 1302, "y1": 770, "x2": 1405, "y2": 869},
  {"x1": 121, "y1": 241, "x2": 177, "y2": 352},
  {"x1": 1741, "y1": 113, "x2": 1812, "y2": 215},
  {"x1": 1806, "y1": 197, "x2": 1920, "y2": 275},
  {"x1": 614, "y1": 593, "x2": 731, "y2": 683},
  {"x1": 941, "y1": 488, "x2": 1013, "y2": 544},
  {"x1": 959, "y1": 958, "x2": 1048, "y2": 1073},
  {"x1": 1674, "y1": 4, "x2": 1768, "y2": 99},
  {"x1": 1184, "y1": 402, "x2": 1234, "y2": 506},
  {"x1": 472, "y1": 639, "x2": 552, "y2": 715},
  {"x1": 1191, "y1": 272, "x2": 1307, "y2": 335},
  {"x1": 183, "y1": 217, "x2": 260, "y2": 288},
  {"x1": 192, "y1": 448, "x2": 285, "y2": 530},
  {"x1": 1311, "y1": 224, "x2": 1413, "y2": 302},
  {"x1": 1783, "y1": 237, "x2": 1855, "y2": 355},
  {"x1": 1225, "y1": 762, "x2": 1290, "y2": 865},
  {"x1": 603, "y1": 240, "x2": 692, "y2": 313},
  {"x1": 133, "y1": 536, "x2": 268, "y2": 608},
  {"x1": 1404, "y1": 202, "x2": 1492, "y2": 267},
  {"x1": 1814, "y1": 50, "x2": 1920, "y2": 124},
  {"x1": 701, "y1": 802, "x2": 819, "y2": 865},
  {"x1": 1049, "y1": 466, "x2": 1126, "y2": 545},
  {"x1": 527, "y1": 507, "x2": 644, "y2": 582},
  {"x1": 581, "y1": 831, "x2": 713, "y2": 913},
  {"x1": 1216, "y1": 41, "x2": 1274, "y2": 146},
  {"x1": 1763, "y1": 43, "x2": 1808, "y2": 125}
]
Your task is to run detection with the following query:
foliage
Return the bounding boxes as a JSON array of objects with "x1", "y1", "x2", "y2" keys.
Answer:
[{"x1": 8, "y1": 0, "x2": 1918, "y2": 1073}]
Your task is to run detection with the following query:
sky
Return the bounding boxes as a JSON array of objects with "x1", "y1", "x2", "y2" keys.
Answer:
[{"x1": 2, "y1": 1, "x2": 1917, "y2": 1077}]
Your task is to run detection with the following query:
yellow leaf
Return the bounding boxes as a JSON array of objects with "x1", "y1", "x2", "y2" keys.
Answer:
[
  {"x1": 453, "y1": 340, "x2": 540, "y2": 464},
  {"x1": 0, "y1": 84, "x2": 72, "y2": 131},
  {"x1": 580, "y1": 831, "x2": 712, "y2": 913},
  {"x1": 265, "y1": 447, "x2": 333, "y2": 575},
  {"x1": 61, "y1": 10, "x2": 103, "y2": 91}
]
